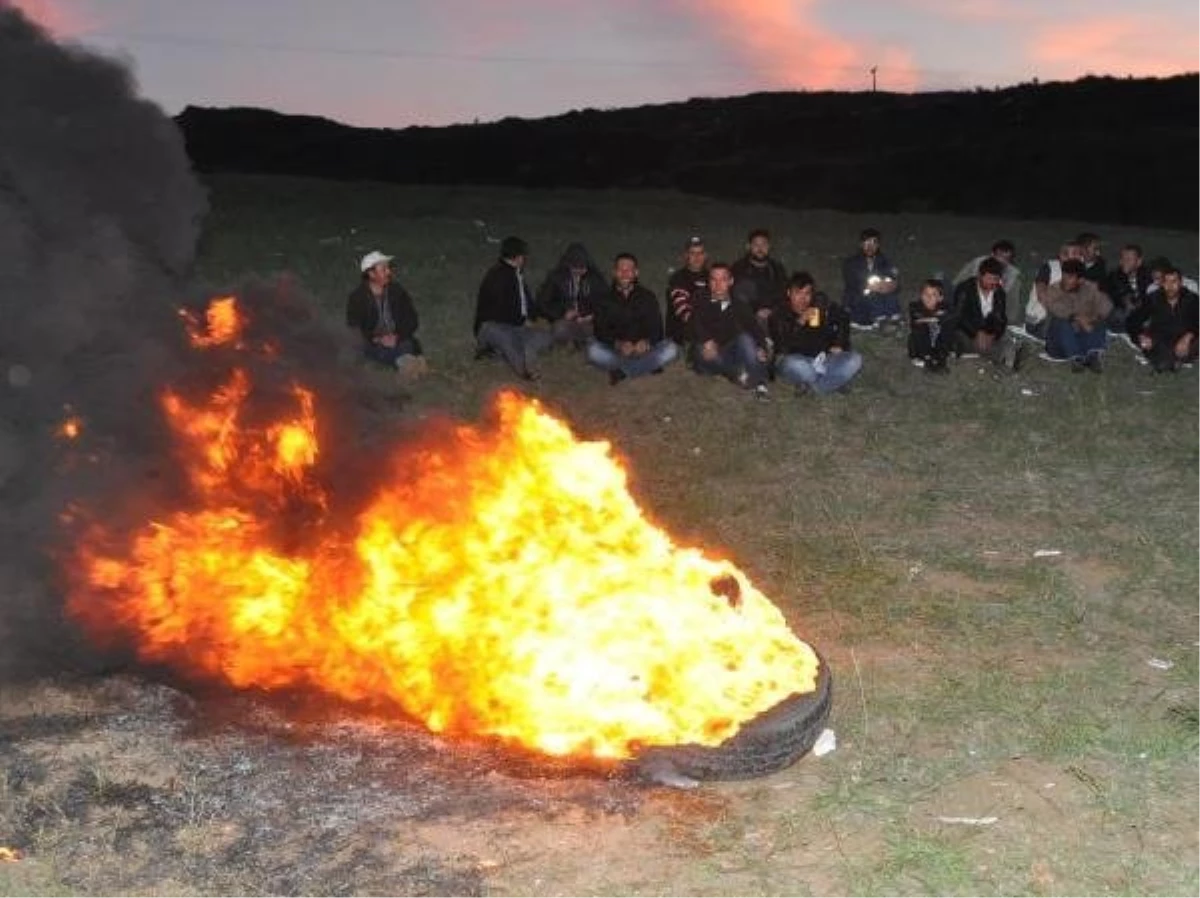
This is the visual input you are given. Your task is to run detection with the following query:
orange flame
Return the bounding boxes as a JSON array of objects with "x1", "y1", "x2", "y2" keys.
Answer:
[
  {"x1": 69, "y1": 297, "x2": 818, "y2": 760},
  {"x1": 183, "y1": 296, "x2": 242, "y2": 348},
  {"x1": 57, "y1": 413, "x2": 83, "y2": 440},
  {"x1": 0, "y1": 847, "x2": 19, "y2": 863}
]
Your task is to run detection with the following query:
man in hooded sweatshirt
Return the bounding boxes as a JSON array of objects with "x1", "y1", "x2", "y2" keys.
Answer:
[{"x1": 536, "y1": 242, "x2": 607, "y2": 350}]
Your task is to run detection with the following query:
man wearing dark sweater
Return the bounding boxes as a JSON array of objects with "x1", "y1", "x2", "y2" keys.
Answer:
[
  {"x1": 690, "y1": 262, "x2": 770, "y2": 398},
  {"x1": 345, "y1": 250, "x2": 426, "y2": 376},
  {"x1": 770, "y1": 272, "x2": 862, "y2": 395},
  {"x1": 472, "y1": 236, "x2": 553, "y2": 380},
  {"x1": 1128, "y1": 266, "x2": 1199, "y2": 372},
  {"x1": 731, "y1": 228, "x2": 790, "y2": 325},
  {"x1": 586, "y1": 253, "x2": 679, "y2": 384}
]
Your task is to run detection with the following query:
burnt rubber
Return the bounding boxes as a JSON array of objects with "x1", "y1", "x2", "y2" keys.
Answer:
[{"x1": 630, "y1": 654, "x2": 832, "y2": 782}]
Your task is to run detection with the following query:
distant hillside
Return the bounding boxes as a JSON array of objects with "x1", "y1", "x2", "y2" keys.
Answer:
[{"x1": 176, "y1": 75, "x2": 1199, "y2": 229}]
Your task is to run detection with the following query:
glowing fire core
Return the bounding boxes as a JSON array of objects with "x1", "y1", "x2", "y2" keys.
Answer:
[{"x1": 67, "y1": 297, "x2": 819, "y2": 761}]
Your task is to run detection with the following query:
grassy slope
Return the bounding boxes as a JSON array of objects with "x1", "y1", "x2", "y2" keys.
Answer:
[{"x1": 4, "y1": 174, "x2": 1196, "y2": 896}]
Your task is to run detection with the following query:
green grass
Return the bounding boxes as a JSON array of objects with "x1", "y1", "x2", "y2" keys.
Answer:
[{"x1": 10, "y1": 173, "x2": 1196, "y2": 896}]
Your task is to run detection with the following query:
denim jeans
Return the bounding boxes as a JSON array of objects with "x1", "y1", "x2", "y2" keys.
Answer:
[
  {"x1": 585, "y1": 339, "x2": 678, "y2": 378},
  {"x1": 775, "y1": 350, "x2": 863, "y2": 394},
  {"x1": 476, "y1": 321, "x2": 553, "y2": 375},
  {"x1": 692, "y1": 333, "x2": 767, "y2": 387},
  {"x1": 551, "y1": 316, "x2": 594, "y2": 348},
  {"x1": 1046, "y1": 318, "x2": 1108, "y2": 360},
  {"x1": 849, "y1": 292, "x2": 902, "y2": 325},
  {"x1": 363, "y1": 337, "x2": 422, "y2": 367}
]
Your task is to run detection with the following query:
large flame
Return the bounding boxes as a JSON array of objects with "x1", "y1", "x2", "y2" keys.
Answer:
[{"x1": 67, "y1": 297, "x2": 819, "y2": 760}]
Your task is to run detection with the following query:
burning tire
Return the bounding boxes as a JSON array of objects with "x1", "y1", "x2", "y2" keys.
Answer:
[{"x1": 631, "y1": 654, "x2": 831, "y2": 782}]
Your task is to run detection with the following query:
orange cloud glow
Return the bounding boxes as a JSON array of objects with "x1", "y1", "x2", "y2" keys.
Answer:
[
  {"x1": 1030, "y1": 15, "x2": 1198, "y2": 78},
  {"x1": 679, "y1": 0, "x2": 918, "y2": 91}
]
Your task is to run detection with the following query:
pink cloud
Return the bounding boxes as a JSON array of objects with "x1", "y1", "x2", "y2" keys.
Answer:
[
  {"x1": 8, "y1": 0, "x2": 97, "y2": 37},
  {"x1": 1030, "y1": 15, "x2": 1198, "y2": 78},
  {"x1": 674, "y1": 0, "x2": 917, "y2": 91}
]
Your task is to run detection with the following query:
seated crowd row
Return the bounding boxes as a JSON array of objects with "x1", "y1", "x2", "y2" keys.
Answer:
[{"x1": 345, "y1": 228, "x2": 1199, "y2": 397}]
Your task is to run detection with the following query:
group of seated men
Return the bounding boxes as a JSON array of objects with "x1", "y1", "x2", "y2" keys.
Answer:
[{"x1": 345, "y1": 228, "x2": 1199, "y2": 395}]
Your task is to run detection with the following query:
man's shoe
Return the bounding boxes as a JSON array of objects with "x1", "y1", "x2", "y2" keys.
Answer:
[
  {"x1": 473, "y1": 346, "x2": 496, "y2": 361},
  {"x1": 1012, "y1": 344, "x2": 1029, "y2": 372},
  {"x1": 753, "y1": 384, "x2": 770, "y2": 401},
  {"x1": 520, "y1": 368, "x2": 541, "y2": 381},
  {"x1": 1086, "y1": 352, "x2": 1104, "y2": 374},
  {"x1": 999, "y1": 339, "x2": 1018, "y2": 370},
  {"x1": 608, "y1": 369, "x2": 627, "y2": 386},
  {"x1": 1070, "y1": 357, "x2": 1086, "y2": 373}
]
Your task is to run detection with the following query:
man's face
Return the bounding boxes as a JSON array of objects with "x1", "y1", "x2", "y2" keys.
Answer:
[
  {"x1": 1119, "y1": 249, "x2": 1141, "y2": 273},
  {"x1": 1082, "y1": 240, "x2": 1101, "y2": 262},
  {"x1": 1062, "y1": 244, "x2": 1084, "y2": 261},
  {"x1": 1061, "y1": 272, "x2": 1083, "y2": 292},
  {"x1": 570, "y1": 264, "x2": 587, "y2": 280},
  {"x1": 685, "y1": 244, "x2": 707, "y2": 271},
  {"x1": 861, "y1": 237, "x2": 879, "y2": 257},
  {"x1": 993, "y1": 248, "x2": 1014, "y2": 265},
  {"x1": 367, "y1": 262, "x2": 392, "y2": 285},
  {"x1": 748, "y1": 235, "x2": 770, "y2": 261},
  {"x1": 979, "y1": 271, "x2": 1002, "y2": 292},
  {"x1": 709, "y1": 267, "x2": 733, "y2": 297},
  {"x1": 920, "y1": 285, "x2": 942, "y2": 309},
  {"x1": 788, "y1": 284, "x2": 813, "y2": 313},
  {"x1": 1162, "y1": 272, "x2": 1182, "y2": 299},
  {"x1": 613, "y1": 257, "x2": 638, "y2": 289}
]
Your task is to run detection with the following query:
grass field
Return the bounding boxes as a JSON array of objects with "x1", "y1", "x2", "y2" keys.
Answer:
[{"x1": 2, "y1": 174, "x2": 1197, "y2": 896}]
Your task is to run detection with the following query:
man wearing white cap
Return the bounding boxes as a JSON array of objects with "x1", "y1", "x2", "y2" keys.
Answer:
[{"x1": 346, "y1": 250, "x2": 426, "y2": 376}]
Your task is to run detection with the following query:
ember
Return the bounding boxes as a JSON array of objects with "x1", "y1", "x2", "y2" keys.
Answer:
[{"x1": 66, "y1": 297, "x2": 820, "y2": 762}]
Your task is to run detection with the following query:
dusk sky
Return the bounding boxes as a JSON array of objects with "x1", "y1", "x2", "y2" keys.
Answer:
[{"x1": 15, "y1": 0, "x2": 1200, "y2": 128}]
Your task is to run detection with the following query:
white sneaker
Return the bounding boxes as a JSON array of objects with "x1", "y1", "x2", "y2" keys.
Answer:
[
  {"x1": 753, "y1": 384, "x2": 770, "y2": 401},
  {"x1": 813, "y1": 352, "x2": 828, "y2": 375},
  {"x1": 911, "y1": 358, "x2": 925, "y2": 368}
]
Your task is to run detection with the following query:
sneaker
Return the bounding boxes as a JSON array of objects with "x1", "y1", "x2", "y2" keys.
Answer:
[
  {"x1": 608, "y1": 369, "x2": 627, "y2": 386},
  {"x1": 1038, "y1": 351, "x2": 1070, "y2": 363},
  {"x1": 850, "y1": 321, "x2": 877, "y2": 332},
  {"x1": 753, "y1": 384, "x2": 770, "y2": 401},
  {"x1": 1070, "y1": 357, "x2": 1086, "y2": 373},
  {"x1": 910, "y1": 357, "x2": 926, "y2": 368},
  {"x1": 926, "y1": 356, "x2": 950, "y2": 375},
  {"x1": 473, "y1": 346, "x2": 497, "y2": 361},
  {"x1": 1086, "y1": 352, "x2": 1104, "y2": 374}
]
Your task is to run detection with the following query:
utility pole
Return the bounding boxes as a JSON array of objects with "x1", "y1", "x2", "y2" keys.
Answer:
[{"x1": 869, "y1": 66, "x2": 877, "y2": 92}]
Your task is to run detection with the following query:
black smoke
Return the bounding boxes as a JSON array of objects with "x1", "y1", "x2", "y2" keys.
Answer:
[{"x1": 0, "y1": 5, "x2": 369, "y2": 679}]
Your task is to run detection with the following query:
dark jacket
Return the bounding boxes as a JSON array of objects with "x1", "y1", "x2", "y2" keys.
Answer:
[
  {"x1": 593, "y1": 282, "x2": 665, "y2": 346},
  {"x1": 1127, "y1": 289, "x2": 1200, "y2": 346},
  {"x1": 951, "y1": 277, "x2": 1008, "y2": 338},
  {"x1": 664, "y1": 266, "x2": 709, "y2": 344},
  {"x1": 690, "y1": 292, "x2": 766, "y2": 349},
  {"x1": 536, "y1": 244, "x2": 607, "y2": 321},
  {"x1": 1102, "y1": 265, "x2": 1153, "y2": 311},
  {"x1": 1083, "y1": 256, "x2": 1107, "y2": 283},
  {"x1": 841, "y1": 251, "x2": 900, "y2": 307},
  {"x1": 345, "y1": 282, "x2": 419, "y2": 343},
  {"x1": 473, "y1": 259, "x2": 536, "y2": 335},
  {"x1": 769, "y1": 293, "x2": 849, "y2": 357},
  {"x1": 730, "y1": 255, "x2": 789, "y2": 313}
]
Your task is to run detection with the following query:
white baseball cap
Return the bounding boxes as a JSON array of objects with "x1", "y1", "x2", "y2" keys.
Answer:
[{"x1": 360, "y1": 251, "x2": 394, "y2": 272}]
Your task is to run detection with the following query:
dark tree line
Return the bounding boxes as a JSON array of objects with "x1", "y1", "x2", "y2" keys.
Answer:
[{"x1": 177, "y1": 75, "x2": 1199, "y2": 229}]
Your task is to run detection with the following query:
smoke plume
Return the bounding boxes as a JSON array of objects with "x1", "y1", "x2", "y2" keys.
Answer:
[{"x1": 0, "y1": 4, "x2": 363, "y2": 678}]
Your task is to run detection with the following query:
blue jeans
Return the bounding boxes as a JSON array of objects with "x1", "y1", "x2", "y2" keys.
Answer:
[
  {"x1": 585, "y1": 339, "x2": 678, "y2": 378},
  {"x1": 1046, "y1": 318, "x2": 1108, "y2": 360},
  {"x1": 775, "y1": 350, "x2": 863, "y2": 394},
  {"x1": 363, "y1": 337, "x2": 421, "y2": 367},
  {"x1": 849, "y1": 292, "x2": 902, "y2": 325},
  {"x1": 692, "y1": 333, "x2": 767, "y2": 387},
  {"x1": 477, "y1": 321, "x2": 553, "y2": 375}
]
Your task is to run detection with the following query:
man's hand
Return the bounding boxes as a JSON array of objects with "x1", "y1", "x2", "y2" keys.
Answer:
[
  {"x1": 634, "y1": 339, "x2": 650, "y2": 355},
  {"x1": 1174, "y1": 333, "x2": 1193, "y2": 359},
  {"x1": 756, "y1": 307, "x2": 772, "y2": 322},
  {"x1": 617, "y1": 340, "x2": 634, "y2": 357},
  {"x1": 1138, "y1": 334, "x2": 1153, "y2": 351},
  {"x1": 564, "y1": 309, "x2": 579, "y2": 321},
  {"x1": 376, "y1": 334, "x2": 398, "y2": 348},
  {"x1": 829, "y1": 346, "x2": 843, "y2": 354},
  {"x1": 700, "y1": 340, "x2": 719, "y2": 361},
  {"x1": 876, "y1": 277, "x2": 898, "y2": 294}
]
